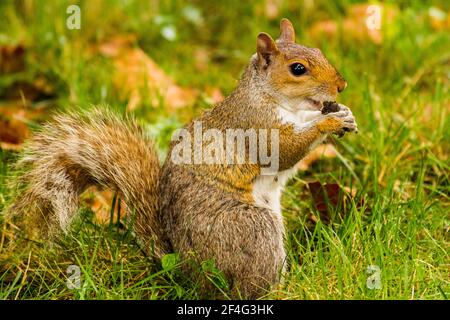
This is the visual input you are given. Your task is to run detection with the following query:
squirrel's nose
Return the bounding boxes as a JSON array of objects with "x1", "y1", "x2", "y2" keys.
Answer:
[{"x1": 337, "y1": 79, "x2": 347, "y2": 93}]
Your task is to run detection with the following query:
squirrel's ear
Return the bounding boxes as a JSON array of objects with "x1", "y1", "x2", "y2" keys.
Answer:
[
  {"x1": 257, "y1": 32, "x2": 279, "y2": 68},
  {"x1": 278, "y1": 18, "x2": 295, "y2": 43}
]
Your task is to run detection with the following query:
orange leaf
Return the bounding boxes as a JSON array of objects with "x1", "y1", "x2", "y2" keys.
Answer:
[
  {"x1": 0, "y1": 45, "x2": 25, "y2": 74},
  {"x1": 0, "y1": 112, "x2": 30, "y2": 150},
  {"x1": 81, "y1": 187, "x2": 127, "y2": 225},
  {"x1": 97, "y1": 36, "x2": 198, "y2": 111},
  {"x1": 308, "y1": 181, "x2": 366, "y2": 224},
  {"x1": 309, "y1": 3, "x2": 399, "y2": 44},
  {"x1": 297, "y1": 143, "x2": 337, "y2": 171},
  {"x1": 0, "y1": 101, "x2": 51, "y2": 150}
]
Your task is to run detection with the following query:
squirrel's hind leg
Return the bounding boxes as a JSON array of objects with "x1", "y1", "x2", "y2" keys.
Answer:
[{"x1": 162, "y1": 176, "x2": 286, "y2": 299}]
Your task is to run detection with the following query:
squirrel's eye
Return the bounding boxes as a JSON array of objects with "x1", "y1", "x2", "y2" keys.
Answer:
[{"x1": 290, "y1": 63, "x2": 307, "y2": 76}]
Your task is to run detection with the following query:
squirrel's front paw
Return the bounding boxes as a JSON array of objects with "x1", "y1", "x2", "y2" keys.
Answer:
[{"x1": 316, "y1": 104, "x2": 358, "y2": 137}]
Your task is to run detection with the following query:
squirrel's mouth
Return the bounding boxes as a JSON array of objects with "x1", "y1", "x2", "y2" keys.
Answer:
[{"x1": 305, "y1": 98, "x2": 324, "y2": 110}]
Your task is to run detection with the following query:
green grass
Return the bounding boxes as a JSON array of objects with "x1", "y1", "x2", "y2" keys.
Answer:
[{"x1": 0, "y1": 0, "x2": 449, "y2": 299}]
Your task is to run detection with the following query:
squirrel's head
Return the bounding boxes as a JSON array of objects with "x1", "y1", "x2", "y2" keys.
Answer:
[{"x1": 255, "y1": 18, "x2": 347, "y2": 111}]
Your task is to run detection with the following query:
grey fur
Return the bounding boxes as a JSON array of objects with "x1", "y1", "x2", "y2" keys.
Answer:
[{"x1": 8, "y1": 20, "x2": 356, "y2": 298}]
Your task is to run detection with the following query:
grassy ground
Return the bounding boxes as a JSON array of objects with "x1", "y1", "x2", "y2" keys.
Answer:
[{"x1": 0, "y1": 1, "x2": 449, "y2": 299}]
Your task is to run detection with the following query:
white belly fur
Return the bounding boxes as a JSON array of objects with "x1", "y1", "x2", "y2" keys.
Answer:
[
  {"x1": 251, "y1": 107, "x2": 326, "y2": 215},
  {"x1": 252, "y1": 167, "x2": 297, "y2": 216}
]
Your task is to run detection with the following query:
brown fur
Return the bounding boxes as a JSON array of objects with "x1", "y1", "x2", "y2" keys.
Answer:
[
  {"x1": 7, "y1": 19, "x2": 357, "y2": 298},
  {"x1": 8, "y1": 108, "x2": 169, "y2": 257}
]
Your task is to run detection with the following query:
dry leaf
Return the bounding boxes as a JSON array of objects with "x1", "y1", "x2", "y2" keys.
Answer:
[
  {"x1": 0, "y1": 45, "x2": 25, "y2": 74},
  {"x1": 0, "y1": 141, "x2": 23, "y2": 151},
  {"x1": 0, "y1": 103, "x2": 50, "y2": 150},
  {"x1": 0, "y1": 116, "x2": 29, "y2": 150},
  {"x1": 97, "y1": 34, "x2": 138, "y2": 58},
  {"x1": 97, "y1": 36, "x2": 198, "y2": 110},
  {"x1": 194, "y1": 47, "x2": 210, "y2": 72},
  {"x1": 310, "y1": 3, "x2": 398, "y2": 44},
  {"x1": 428, "y1": 7, "x2": 449, "y2": 31},
  {"x1": 308, "y1": 181, "x2": 366, "y2": 224},
  {"x1": 297, "y1": 143, "x2": 337, "y2": 171},
  {"x1": 264, "y1": 0, "x2": 282, "y2": 20},
  {"x1": 204, "y1": 86, "x2": 225, "y2": 104},
  {"x1": 82, "y1": 187, "x2": 127, "y2": 224},
  {"x1": 1, "y1": 77, "x2": 55, "y2": 102}
]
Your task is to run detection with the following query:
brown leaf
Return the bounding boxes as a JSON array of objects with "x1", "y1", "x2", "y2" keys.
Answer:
[
  {"x1": 81, "y1": 187, "x2": 127, "y2": 224},
  {"x1": 97, "y1": 34, "x2": 138, "y2": 58},
  {"x1": 308, "y1": 181, "x2": 365, "y2": 224},
  {"x1": 309, "y1": 3, "x2": 398, "y2": 44},
  {"x1": 1, "y1": 77, "x2": 55, "y2": 102},
  {"x1": 97, "y1": 36, "x2": 198, "y2": 110},
  {"x1": 428, "y1": 7, "x2": 450, "y2": 31},
  {"x1": 0, "y1": 103, "x2": 50, "y2": 150},
  {"x1": 194, "y1": 47, "x2": 210, "y2": 72},
  {"x1": 264, "y1": 0, "x2": 282, "y2": 20},
  {"x1": 297, "y1": 143, "x2": 337, "y2": 171},
  {"x1": 0, "y1": 141, "x2": 23, "y2": 151},
  {"x1": 0, "y1": 103, "x2": 48, "y2": 120},
  {"x1": 0, "y1": 45, "x2": 26, "y2": 74},
  {"x1": 204, "y1": 86, "x2": 225, "y2": 104},
  {"x1": 0, "y1": 116, "x2": 29, "y2": 150}
]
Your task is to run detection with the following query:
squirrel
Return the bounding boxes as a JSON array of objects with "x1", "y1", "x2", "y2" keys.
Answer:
[{"x1": 7, "y1": 19, "x2": 358, "y2": 299}]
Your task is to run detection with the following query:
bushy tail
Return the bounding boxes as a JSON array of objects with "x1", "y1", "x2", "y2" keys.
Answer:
[{"x1": 7, "y1": 107, "x2": 169, "y2": 258}]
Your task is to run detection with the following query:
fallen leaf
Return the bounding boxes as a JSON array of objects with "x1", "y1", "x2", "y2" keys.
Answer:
[
  {"x1": 0, "y1": 118, "x2": 27, "y2": 144},
  {"x1": 309, "y1": 3, "x2": 398, "y2": 44},
  {"x1": 0, "y1": 141, "x2": 22, "y2": 151},
  {"x1": 0, "y1": 116, "x2": 29, "y2": 150},
  {"x1": 264, "y1": 0, "x2": 282, "y2": 20},
  {"x1": 204, "y1": 86, "x2": 225, "y2": 104},
  {"x1": 194, "y1": 47, "x2": 210, "y2": 72},
  {"x1": 1, "y1": 77, "x2": 55, "y2": 102},
  {"x1": 297, "y1": 143, "x2": 337, "y2": 171},
  {"x1": 96, "y1": 36, "x2": 198, "y2": 111},
  {"x1": 308, "y1": 181, "x2": 365, "y2": 224},
  {"x1": 0, "y1": 103, "x2": 52, "y2": 150},
  {"x1": 0, "y1": 44, "x2": 55, "y2": 151},
  {"x1": 0, "y1": 45, "x2": 25, "y2": 74},
  {"x1": 97, "y1": 34, "x2": 138, "y2": 58},
  {"x1": 428, "y1": 7, "x2": 450, "y2": 31},
  {"x1": 81, "y1": 187, "x2": 127, "y2": 224}
]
